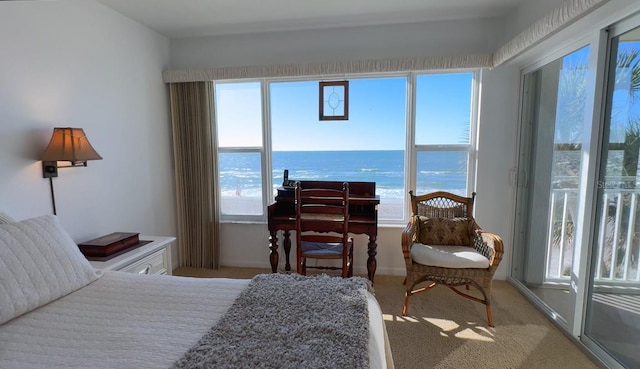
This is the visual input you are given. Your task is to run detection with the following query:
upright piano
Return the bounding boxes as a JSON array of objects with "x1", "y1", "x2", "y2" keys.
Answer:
[{"x1": 267, "y1": 180, "x2": 380, "y2": 281}]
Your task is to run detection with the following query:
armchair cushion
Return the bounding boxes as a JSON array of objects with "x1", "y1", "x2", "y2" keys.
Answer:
[
  {"x1": 417, "y1": 216, "x2": 471, "y2": 246},
  {"x1": 411, "y1": 243, "x2": 490, "y2": 269}
]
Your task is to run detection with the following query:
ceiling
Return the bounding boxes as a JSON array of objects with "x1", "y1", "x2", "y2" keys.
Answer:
[{"x1": 96, "y1": 0, "x2": 523, "y2": 39}]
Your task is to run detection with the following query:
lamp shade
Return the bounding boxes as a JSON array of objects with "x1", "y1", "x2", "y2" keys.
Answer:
[{"x1": 40, "y1": 127, "x2": 102, "y2": 162}]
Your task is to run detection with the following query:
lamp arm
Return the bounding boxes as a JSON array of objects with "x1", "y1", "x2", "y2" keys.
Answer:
[
  {"x1": 49, "y1": 177, "x2": 57, "y2": 215},
  {"x1": 57, "y1": 161, "x2": 88, "y2": 168}
]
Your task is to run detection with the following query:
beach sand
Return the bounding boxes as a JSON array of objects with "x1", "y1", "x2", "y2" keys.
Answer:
[{"x1": 220, "y1": 195, "x2": 405, "y2": 218}]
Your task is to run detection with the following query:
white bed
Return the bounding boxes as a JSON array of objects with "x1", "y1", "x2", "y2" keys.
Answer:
[{"x1": 0, "y1": 215, "x2": 393, "y2": 369}]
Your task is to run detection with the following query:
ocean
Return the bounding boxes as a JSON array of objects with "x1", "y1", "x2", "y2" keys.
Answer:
[{"x1": 219, "y1": 150, "x2": 468, "y2": 203}]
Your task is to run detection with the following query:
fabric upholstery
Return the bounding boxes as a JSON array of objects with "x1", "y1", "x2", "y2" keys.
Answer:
[
  {"x1": 411, "y1": 243, "x2": 490, "y2": 269},
  {"x1": 0, "y1": 215, "x2": 100, "y2": 325},
  {"x1": 417, "y1": 216, "x2": 471, "y2": 246},
  {"x1": 0, "y1": 211, "x2": 16, "y2": 224},
  {"x1": 0, "y1": 272, "x2": 390, "y2": 369}
]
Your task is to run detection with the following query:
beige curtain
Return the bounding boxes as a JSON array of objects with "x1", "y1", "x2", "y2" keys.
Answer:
[{"x1": 169, "y1": 81, "x2": 220, "y2": 269}]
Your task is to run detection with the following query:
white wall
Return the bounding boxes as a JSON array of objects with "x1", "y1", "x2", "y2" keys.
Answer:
[
  {"x1": 503, "y1": 0, "x2": 564, "y2": 42},
  {"x1": 476, "y1": 66, "x2": 521, "y2": 278},
  {"x1": 170, "y1": 17, "x2": 504, "y2": 69},
  {"x1": 0, "y1": 1, "x2": 175, "y2": 243}
]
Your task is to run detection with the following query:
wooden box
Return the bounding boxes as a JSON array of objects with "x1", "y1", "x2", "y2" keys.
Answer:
[{"x1": 78, "y1": 232, "x2": 140, "y2": 258}]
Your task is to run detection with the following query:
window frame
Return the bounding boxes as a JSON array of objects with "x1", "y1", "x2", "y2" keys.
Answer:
[
  {"x1": 214, "y1": 80, "x2": 269, "y2": 223},
  {"x1": 215, "y1": 70, "x2": 480, "y2": 224},
  {"x1": 410, "y1": 71, "x2": 480, "y2": 200}
]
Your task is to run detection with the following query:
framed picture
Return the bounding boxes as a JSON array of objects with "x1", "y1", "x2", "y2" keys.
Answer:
[{"x1": 319, "y1": 81, "x2": 349, "y2": 120}]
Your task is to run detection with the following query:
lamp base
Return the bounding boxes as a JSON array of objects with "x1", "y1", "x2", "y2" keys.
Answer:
[{"x1": 42, "y1": 161, "x2": 58, "y2": 178}]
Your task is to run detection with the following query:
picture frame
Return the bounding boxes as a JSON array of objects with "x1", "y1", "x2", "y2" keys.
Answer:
[{"x1": 319, "y1": 81, "x2": 349, "y2": 120}]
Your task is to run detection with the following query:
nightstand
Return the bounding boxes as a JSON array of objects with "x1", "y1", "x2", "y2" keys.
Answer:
[{"x1": 89, "y1": 236, "x2": 175, "y2": 275}]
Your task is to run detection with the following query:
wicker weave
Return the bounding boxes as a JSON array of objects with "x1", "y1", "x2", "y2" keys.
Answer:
[{"x1": 401, "y1": 191, "x2": 504, "y2": 327}]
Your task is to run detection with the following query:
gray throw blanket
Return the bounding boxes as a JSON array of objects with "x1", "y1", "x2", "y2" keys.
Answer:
[{"x1": 172, "y1": 273, "x2": 372, "y2": 369}]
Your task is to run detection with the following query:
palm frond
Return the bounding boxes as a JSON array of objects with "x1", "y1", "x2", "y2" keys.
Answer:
[{"x1": 615, "y1": 49, "x2": 640, "y2": 100}]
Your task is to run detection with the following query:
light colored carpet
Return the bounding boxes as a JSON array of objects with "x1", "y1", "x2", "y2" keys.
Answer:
[{"x1": 173, "y1": 267, "x2": 601, "y2": 369}]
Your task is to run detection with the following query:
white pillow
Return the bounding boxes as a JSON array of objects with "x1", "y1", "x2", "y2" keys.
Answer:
[
  {"x1": 0, "y1": 215, "x2": 100, "y2": 325},
  {"x1": 0, "y1": 211, "x2": 16, "y2": 224}
]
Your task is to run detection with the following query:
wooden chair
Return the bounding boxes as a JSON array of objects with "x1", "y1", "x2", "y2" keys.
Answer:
[
  {"x1": 295, "y1": 181, "x2": 353, "y2": 278},
  {"x1": 401, "y1": 191, "x2": 504, "y2": 326}
]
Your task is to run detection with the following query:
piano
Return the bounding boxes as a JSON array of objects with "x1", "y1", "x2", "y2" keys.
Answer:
[{"x1": 267, "y1": 180, "x2": 380, "y2": 281}]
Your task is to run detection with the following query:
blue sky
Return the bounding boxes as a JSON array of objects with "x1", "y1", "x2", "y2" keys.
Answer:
[
  {"x1": 271, "y1": 77, "x2": 406, "y2": 151},
  {"x1": 216, "y1": 73, "x2": 474, "y2": 151},
  {"x1": 609, "y1": 40, "x2": 640, "y2": 143}
]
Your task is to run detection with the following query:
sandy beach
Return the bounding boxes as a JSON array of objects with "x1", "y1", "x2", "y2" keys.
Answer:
[{"x1": 220, "y1": 195, "x2": 405, "y2": 219}]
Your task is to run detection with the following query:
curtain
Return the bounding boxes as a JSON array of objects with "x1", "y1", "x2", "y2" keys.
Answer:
[{"x1": 169, "y1": 81, "x2": 220, "y2": 269}]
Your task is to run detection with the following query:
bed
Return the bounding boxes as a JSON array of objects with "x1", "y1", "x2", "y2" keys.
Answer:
[{"x1": 0, "y1": 215, "x2": 393, "y2": 369}]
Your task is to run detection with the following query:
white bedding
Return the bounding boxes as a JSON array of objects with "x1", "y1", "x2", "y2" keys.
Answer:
[{"x1": 0, "y1": 271, "x2": 392, "y2": 369}]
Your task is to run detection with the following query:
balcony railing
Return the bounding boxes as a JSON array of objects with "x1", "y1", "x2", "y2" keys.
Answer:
[{"x1": 547, "y1": 183, "x2": 640, "y2": 286}]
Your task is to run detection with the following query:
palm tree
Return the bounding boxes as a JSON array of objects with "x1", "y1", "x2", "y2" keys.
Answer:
[
  {"x1": 600, "y1": 47, "x2": 640, "y2": 279},
  {"x1": 550, "y1": 47, "x2": 640, "y2": 279}
]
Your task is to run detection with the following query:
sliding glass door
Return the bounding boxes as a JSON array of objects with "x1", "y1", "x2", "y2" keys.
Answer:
[
  {"x1": 514, "y1": 46, "x2": 591, "y2": 326},
  {"x1": 585, "y1": 22, "x2": 640, "y2": 369},
  {"x1": 512, "y1": 10, "x2": 640, "y2": 368}
]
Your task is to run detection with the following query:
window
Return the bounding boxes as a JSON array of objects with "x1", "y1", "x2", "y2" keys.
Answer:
[
  {"x1": 213, "y1": 72, "x2": 479, "y2": 222},
  {"x1": 414, "y1": 73, "x2": 476, "y2": 196},
  {"x1": 270, "y1": 77, "x2": 407, "y2": 220},
  {"x1": 215, "y1": 82, "x2": 264, "y2": 216}
]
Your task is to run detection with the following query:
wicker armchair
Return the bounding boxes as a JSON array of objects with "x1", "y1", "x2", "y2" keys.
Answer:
[{"x1": 401, "y1": 191, "x2": 504, "y2": 327}]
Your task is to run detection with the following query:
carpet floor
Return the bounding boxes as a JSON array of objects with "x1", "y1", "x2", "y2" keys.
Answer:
[{"x1": 173, "y1": 267, "x2": 601, "y2": 369}]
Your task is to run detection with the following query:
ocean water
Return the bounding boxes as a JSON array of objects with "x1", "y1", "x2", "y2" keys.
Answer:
[{"x1": 219, "y1": 150, "x2": 467, "y2": 200}]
